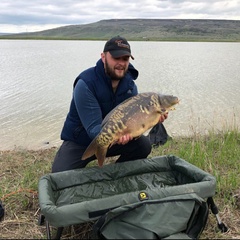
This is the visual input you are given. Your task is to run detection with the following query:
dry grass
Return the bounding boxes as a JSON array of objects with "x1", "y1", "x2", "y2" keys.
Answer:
[
  {"x1": 0, "y1": 131, "x2": 240, "y2": 239},
  {"x1": 0, "y1": 148, "x2": 55, "y2": 239}
]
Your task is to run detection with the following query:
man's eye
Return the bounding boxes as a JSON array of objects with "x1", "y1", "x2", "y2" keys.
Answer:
[{"x1": 115, "y1": 56, "x2": 130, "y2": 61}]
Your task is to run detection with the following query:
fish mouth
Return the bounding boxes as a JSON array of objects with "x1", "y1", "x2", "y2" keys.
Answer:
[
  {"x1": 175, "y1": 98, "x2": 180, "y2": 105},
  {"x1": 171, "y1": 96, "x2": 180, "y2": 105},
  {"x1": 171, "y1": 98, "x2": 180, "y2": 107},
  {"x1": 164, "y1": 98, "x2": 180, "y2": 113}
]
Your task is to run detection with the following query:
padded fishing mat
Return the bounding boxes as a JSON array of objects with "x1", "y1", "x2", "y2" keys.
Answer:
[{"x1": 38, "y1": 155, "x2": 216, "y2": 227}]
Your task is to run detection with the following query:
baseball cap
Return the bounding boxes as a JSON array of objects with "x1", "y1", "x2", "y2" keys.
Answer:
[{"x1": 103, "y1": 36, "x2": 134, "y2": 60}]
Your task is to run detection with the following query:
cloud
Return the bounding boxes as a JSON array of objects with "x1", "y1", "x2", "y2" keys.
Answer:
[{"x1": 1, "y1": 0, "x2": 240, "y2": 33}]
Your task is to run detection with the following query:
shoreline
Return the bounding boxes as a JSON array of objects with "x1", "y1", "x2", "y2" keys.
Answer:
[
  {"x1": 0, "y1": 144, "x2": 60, "y2": 152},
  {"x1": 1, "y1": 129, "x2": 238, "y2": 152}
]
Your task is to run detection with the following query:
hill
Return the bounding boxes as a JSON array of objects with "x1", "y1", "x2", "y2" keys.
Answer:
[{"x1": 1, "y1": 19, "x2": 240, "y2": 41}]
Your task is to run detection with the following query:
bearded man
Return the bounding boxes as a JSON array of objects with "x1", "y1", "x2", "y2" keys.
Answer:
[{"x1": 52, "y1": 36, "x2": 167, "y2": 172}]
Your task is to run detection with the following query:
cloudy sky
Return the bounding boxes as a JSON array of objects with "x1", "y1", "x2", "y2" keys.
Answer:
[{"x1": 1, "y1": 0, "x2": 240, "y2": 33}]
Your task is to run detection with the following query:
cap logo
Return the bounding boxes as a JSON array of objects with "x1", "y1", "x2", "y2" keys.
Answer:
[{"x1": 115, "y1": 40, "x2": 130, "y2": 49}]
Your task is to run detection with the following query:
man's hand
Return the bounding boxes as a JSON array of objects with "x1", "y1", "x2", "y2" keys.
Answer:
[
  {"x1": 159, "y1": 112, "x2": 168, "y2": 123},
  {"x1": 117, "y1": 134, "x2": 133, "y2": 145}
]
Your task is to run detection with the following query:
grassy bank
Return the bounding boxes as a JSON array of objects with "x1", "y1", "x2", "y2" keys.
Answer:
[{"x1": 0, "y1": 129, "x2": 239, "y2": 239}]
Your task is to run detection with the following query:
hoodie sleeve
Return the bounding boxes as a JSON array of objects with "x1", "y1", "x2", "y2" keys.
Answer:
[{"x1": 73, "y1": 79, "x2": 102, "y2": 139}]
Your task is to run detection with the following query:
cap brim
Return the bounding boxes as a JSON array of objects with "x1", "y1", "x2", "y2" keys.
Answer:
[{"x1": 109, "y1": 50, "x2": 134, "y2": 60}]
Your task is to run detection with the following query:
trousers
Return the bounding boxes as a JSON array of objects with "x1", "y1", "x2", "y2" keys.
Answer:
[{"x1": 52, "y1": 135, "x2": 152, "y2": 173}]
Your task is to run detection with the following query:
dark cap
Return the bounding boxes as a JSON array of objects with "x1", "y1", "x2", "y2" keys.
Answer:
[{"x1": 103, "y1": 36, "x2": 134, "y2": 60}]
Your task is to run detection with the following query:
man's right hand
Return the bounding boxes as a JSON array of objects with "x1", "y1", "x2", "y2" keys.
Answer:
[{"x1": 117, "y1": 134, "x2": 133, "y2": 145}]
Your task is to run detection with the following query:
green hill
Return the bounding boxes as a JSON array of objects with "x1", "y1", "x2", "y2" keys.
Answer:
[{"x1": 1, "y1": 19, "x2": 240, "y2": 41}]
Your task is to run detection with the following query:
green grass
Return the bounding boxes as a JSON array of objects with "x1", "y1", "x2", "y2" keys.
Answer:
[
  {"x1": 0, "y1": 129, "x2": 239, "y2": 238},
  {"x1": 150, "y1": 130, "x2": 240, "y2": 197}
]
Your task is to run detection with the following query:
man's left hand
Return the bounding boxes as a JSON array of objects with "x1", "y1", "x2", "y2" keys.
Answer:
[{"x1": 159, "y1": 113, "x2": 168, "y2": 123}]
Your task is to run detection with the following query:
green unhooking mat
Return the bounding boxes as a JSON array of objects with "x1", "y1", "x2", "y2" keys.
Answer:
[{"x1": 38, "y1": 155, "x2": 216, "y2": 235}]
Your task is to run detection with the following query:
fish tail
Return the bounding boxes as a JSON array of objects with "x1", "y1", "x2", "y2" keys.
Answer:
[
  {"x1": 81, "y1": 139, "x2": 98, "y2": 160},
  {"x1": 96, "y1": 147, "x2": 108, "y2": 167}
]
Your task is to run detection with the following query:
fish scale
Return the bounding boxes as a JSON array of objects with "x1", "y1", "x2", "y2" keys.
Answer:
[{"x1": 82, "y1": 92, "x2": 179, "y2": 166}]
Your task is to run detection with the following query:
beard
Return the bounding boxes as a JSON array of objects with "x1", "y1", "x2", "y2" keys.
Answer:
[{"x1": 105, "y1": 59, "x2": 128, "y2": 81}]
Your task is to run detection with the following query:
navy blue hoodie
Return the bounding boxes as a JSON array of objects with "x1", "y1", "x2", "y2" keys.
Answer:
[{"x1": 60, "y1": 59, "x2": 139, "y2": 146}]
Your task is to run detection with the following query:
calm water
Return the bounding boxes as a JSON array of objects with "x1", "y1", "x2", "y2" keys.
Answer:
[{"x1": 1, "y1": 40, "x2": 240, "y2": 150}]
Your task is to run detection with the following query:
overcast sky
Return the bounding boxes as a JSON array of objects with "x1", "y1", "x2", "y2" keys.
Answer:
[{"x1": 1, "y1": 0, "x2": 240, "y2": 33}]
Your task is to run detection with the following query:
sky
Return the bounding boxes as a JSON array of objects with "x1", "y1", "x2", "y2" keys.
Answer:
[{"x1": 1, "y1": 0, "x2": 240, "y2": 33}]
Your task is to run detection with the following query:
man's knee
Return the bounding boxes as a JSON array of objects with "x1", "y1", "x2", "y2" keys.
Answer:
[
  {"x1": 137, "y1": 136, "x2": 152, "y2": 156},
  {"x1": 51, "y1": 141, "x2": 87, "y2": 173}
]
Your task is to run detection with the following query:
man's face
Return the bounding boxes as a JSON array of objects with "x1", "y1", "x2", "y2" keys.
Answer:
[{"x1": 101, "y1": 52, "x2": 130, "y2": 80}]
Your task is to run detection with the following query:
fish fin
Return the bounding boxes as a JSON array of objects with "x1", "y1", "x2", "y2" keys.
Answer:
[
  {"x1": 81, "y1": 139, "x2": 98, "y2": 160},
  {"x1": 96, "y1": 147, "x2": 108, "y2": 167},
  {"x1": 109, "y1": 140, "x2": 117, "y2": 148}
]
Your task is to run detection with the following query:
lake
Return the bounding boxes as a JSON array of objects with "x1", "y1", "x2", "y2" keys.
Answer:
[{"x1": 0, "y1": 40, "x2": 240, "y2": 150}]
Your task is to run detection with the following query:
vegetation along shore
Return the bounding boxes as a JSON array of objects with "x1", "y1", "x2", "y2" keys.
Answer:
[{"x1": 0, "y1": 127, "x2": 239, "y2": 238}]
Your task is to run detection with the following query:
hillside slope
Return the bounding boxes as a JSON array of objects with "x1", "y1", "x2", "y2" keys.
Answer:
[{"x1": 2, "y1": 19, "x2": 240, "y2": 41}]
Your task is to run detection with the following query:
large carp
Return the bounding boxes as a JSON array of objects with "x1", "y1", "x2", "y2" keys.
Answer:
[{"x1": 82, "y1": 92, "x2": 179, "y2": 166}]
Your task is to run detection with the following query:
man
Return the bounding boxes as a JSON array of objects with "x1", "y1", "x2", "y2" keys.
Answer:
[{"x1": 52, "y1": 36, "x2": 167, "y2": 173}]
